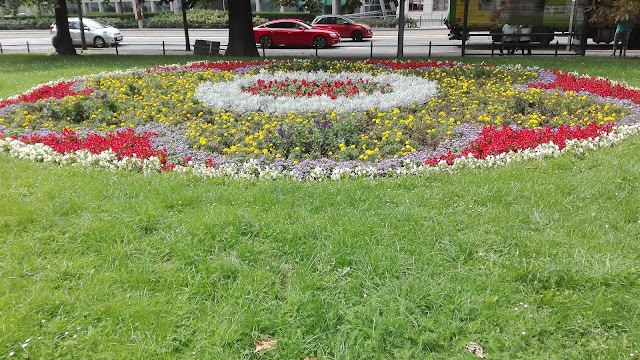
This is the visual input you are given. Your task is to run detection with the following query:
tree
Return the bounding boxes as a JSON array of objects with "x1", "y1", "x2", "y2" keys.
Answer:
[
  {"x1": 274, "y1": 0, "x2": 323, "y2": 15},
  {"x1": 2, "y1": 0, "x2": 45, "y2": 15},
  {"x1": 224, "y1": 0, "x2": 258, "y2": 56},
  {"x1": 272, "y1": 0, "x2": 361, "y2": 16},
  {"x1": 2, "y1": 0, "x2": 25, "y2": 16},
  {"x1": 159, "y1": 0, "x2": 257, "y2": 55},
  {"x1": 52, "y1": 0, "x2": 76, "y2": 55},
  {"x1": 340, "y1": 0, "x2": 363, "y2": 14},
  {"x1": 158, "y1": 0, "x2": 216, "y2": 12},
  {"x1": 588, "y1": 0, "x2": 640, "y2": 22},
  {"x1": 134, "y1": 0, "x2": 145, "y2": 28},
  {"x1": 180, "y1": 0, "x2": 191, "y2": 50},
  {"x1": 158, "y1": 0, "x2": 214, "y2": 51},
  {"x1": 397, "y1": 0, "x2": 404, "y2": 58}
]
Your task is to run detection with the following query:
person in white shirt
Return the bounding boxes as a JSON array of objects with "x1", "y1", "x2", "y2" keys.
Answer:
[
  {"x1": 501, "y1": 23, "x2": 518, "y2": 55},
  {"x1": 517, "y1": 25, "x2": 532, "y2": 55}
]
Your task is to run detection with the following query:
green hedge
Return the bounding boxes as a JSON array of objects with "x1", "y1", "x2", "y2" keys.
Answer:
[
  {"x1": 145, "y1": 10, "x2": 268, "y2": 28},
  {"x1": 0, "y1": 18, "x2": 53, "y2": 30},
  {"x1": 86, "y1": 17, "x2": 145, "y2": 28},
  {"x1": 0, "y1": 10, "x2": 411, "y2": 30},
  {"x1": 358, "y1": 17, "x2": 418, "y2": 28},
  {"x1": 257, "y1": 12, "x2": 315, "y2": 22},
  {"x1": 84, "y1": 12, "x2": 137, "y2": 20}
]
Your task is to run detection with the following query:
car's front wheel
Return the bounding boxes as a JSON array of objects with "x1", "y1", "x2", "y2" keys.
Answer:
[
  {"x1": 93, "y1": 36, "x2": 106, "y2": 48},
  {"x1": 259, "y1": 36, "x2": 272, "y2": 48},
  {"x1": 351, "y1": 30, "x2": 364, "y2": 42},
  {"x1": 313, "y1": 36, "x2": 327, "y2": 49}
]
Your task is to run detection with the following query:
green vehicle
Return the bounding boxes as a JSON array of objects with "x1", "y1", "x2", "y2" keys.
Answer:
[{"x1": 444, "y1": 0, "x2": 634, "y2": 46}]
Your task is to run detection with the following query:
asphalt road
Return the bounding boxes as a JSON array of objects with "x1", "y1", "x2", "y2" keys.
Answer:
[
  {"x1": 0, "y1": 27, "x2": 458, "y2": 57},
  {"x1": 0, "y1": 27, "x2": 624, "y2": 57}
]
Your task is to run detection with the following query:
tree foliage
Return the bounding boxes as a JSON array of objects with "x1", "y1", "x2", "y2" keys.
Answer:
[
  {"x1": 1, "y1": 0, "x2": 41, "y2": 15},
  {"x1": 274, "y1": 0, "x2": 323, "y2": 15},
  {"x1": 588, "y1": 0, "x2": 640, "y2": 22},
  {"x1": 341, "y1": 0, "x2": 363, "y2": 14},
  {"x1": 271, "y1": 0, "x2": 362, "y2": 15}
]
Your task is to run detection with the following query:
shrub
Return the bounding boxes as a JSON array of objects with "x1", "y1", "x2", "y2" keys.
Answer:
[
  {"x1": 358, "y1": 16, "x2": 417, "y2": 28},
  {"x1": 255, "y1": 11, "x2": 315, "y2": 22},
  {"x1": 0, "y1": 10, "x2": 405, "y2": 29},
  {"x1": 146, "y1": 10, "x2": 267, "y2": 28},
  {"x1": 0, "y1": 18, "x2": 39, "y2": 30},
  {"x1": 84, "y1": 12, "x2": 136, "y2": 20}
]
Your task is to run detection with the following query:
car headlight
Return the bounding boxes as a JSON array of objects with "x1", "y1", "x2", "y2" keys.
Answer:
[{"x1": 330, "y1": 33, "x2": 338, "y2": 37}]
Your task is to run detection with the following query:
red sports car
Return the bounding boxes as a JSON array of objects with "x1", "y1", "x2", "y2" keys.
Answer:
[
  {"x1": 311, "y1": 15, "x2": 373, "y2": 42},
  {"x1": 253, "y1": 19, "x2": 341, "y2": 49}
]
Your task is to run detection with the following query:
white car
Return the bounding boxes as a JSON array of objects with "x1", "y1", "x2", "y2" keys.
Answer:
[{"x1": 50, "y1": 18, "x2": 123, "y2": 48}]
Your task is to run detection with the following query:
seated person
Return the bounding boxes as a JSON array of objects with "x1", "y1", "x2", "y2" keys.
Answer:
[
  {"x1": 517, "y1": 25, "x2": 532, "y2": 55},
  {"x1": 501, "y1": 23, "x2": 518, "y2": 54}
]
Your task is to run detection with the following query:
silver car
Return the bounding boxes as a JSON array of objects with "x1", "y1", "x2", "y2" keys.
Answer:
[{"x1": 50, "y1": 18, "x2": 123, "y2": 48}]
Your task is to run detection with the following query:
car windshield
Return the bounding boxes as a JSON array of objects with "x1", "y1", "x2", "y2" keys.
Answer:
[
  {"x1": 298, "y1": 20, "x2": 313, "y2": 29},
  {"x1": 317, "y1": 16, "x2": 356, "y2": 25},
  {"x1": 82, "y1": 18, "x2": 108, "y2": 29},
  {"x1": 339, "y1": 17, "x2": 356, "y2": 24}
]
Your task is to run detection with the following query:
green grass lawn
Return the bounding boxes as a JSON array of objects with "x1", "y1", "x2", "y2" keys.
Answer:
[{"x1": 1, "y1": 54, "x2": 639, "y2": 359}]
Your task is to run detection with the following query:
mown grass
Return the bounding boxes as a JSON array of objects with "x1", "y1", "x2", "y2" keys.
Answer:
[{"x1": 1, "y1": 54, "x2": 639, "y2": 358}]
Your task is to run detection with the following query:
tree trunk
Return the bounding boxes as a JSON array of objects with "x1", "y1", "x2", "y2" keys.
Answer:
[
  {"x1": 181, "y1": 0, "x2": 191, "y2": 51},
  {"x1": 52, "y1": 0, "x2": 77, "y2": 55},
  {"x1": 397, "y1": 0, "x2": 405, "y2": 58},
  {"x1": 225, "y1": 0, "x2": 259, "y2": 57}
]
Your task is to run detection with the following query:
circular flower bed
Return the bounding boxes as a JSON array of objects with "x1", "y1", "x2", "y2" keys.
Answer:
[{"x1": 1, "y1": 59, "x2": 639, "y2": 180}]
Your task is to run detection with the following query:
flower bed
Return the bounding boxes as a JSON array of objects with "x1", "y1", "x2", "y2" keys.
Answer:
[{"x1": 1, "y1": 59, "x2": 639, "y2": 180}]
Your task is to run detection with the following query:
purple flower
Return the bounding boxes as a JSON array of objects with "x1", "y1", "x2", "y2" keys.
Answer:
[
  {"x1": 314, "y1": 119, "x2": 331, "y2": 129},
  {"x1": 233, "y1": 65, "x2": 262, "y2": 74},
  {"x1": 135, "y1": 123, "x2": 211, "y2": 165}
]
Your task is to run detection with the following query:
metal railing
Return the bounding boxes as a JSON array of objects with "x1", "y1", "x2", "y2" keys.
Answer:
[
  {"x1": 0, "y1": 35, "x2": 616, "y2": 58},
  {"x1": 461, "y1": 31, "x2": 588, "y2": 57},
  {"x1": 411, "y1": 15, "x2": 445, "y2": 27}
]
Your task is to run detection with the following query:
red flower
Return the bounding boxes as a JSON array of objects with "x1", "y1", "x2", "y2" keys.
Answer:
[
  {"x1": 147, "y1": 60, "x2": 278, "y2": 73},
  {"x1": 0, "y1": 81, "x2": 93, "y2": 109},
  {"x1": 19, "y1": 128, "x2": 167, "y2": 161},
  {"x1": 205, "y1": 158, "x2": 217, "y2": 168},
  {"x1": 364, "y1": 59, "x2": 457, "y2": 70},
  {"x1": 425, "y1": 122, "x2": 614, "y2": 166},
  {"x1": 529, "y1": 70, "x2": 640, "y2": 104}
]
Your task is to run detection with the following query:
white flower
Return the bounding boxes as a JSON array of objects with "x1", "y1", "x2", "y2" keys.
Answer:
[{"x1": 195, "y1": 70, "x2": 438, "y2": 114}]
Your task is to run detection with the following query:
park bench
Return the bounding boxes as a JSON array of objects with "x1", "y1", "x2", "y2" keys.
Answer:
[{"x1": 493, "y1": 25, "x2": 532, "y2": 56}]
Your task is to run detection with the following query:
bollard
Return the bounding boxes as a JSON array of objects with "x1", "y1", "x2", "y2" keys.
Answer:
[
  {"x1": 115, "y1": 41, "x2": 119, "y2": 55},
  {"x1": 370, "y1": 42, "x2": 373, "y2": 58},
  {"x1": 554, "y1": 40, "x2": 558, "y2": 57},
  {"x1": 27, "y1": 41, "x2": 30, "y2": 53},
  {"x1": 0, "y1": 43, "x2": 3, "y2": 55},
  {"x1": 315, "y1": 43, "x2": 318, "y2": 57},
  {"x1": 162, "y1": 41, "x2": 166, "y2": 55},
  {"x1": 429, "y1": 41, "x2": 432, "y2": 57},
  {"x1": 261, "y1": 43, "x2": 266, "y2": 57}
]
